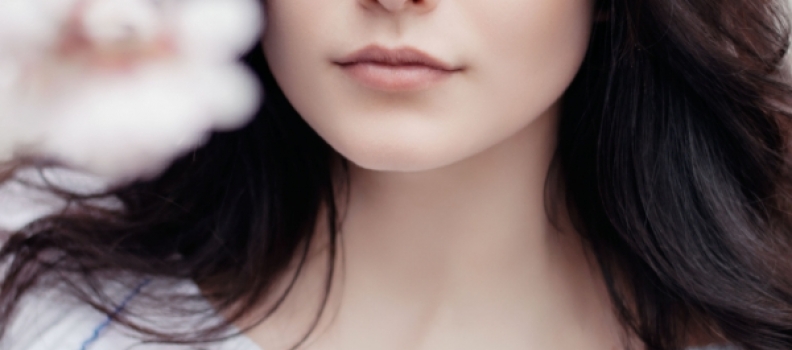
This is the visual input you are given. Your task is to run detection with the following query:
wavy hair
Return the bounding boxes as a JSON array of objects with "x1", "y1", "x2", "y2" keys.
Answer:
[{"x1": 2, "y1": 0, "x2": 792, "y2": 349}]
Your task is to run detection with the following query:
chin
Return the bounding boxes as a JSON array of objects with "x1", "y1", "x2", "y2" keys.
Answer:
[{"x1": 330, "y1": 135, "x2": 467, "y2": 173}]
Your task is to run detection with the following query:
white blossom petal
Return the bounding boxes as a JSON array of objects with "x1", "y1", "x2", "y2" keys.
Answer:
[
  {"x1": 0, "y1": 0, "x2": 63, "y2": 55},
  {"x1": 186, "y1": 63, "x2": 261, "y2": 130},
  {"x1": 0, "y1": 0, "x2": 264, "y2": 182},
  {"x1": 173, "y1": 0, "x2": 263, "y2": 61},
  {"x1": 38, "y1": 66, "x2": 206, "y2": 179},
  {"x1": 81, "y1": 0, "x2": 163, "y2": 48}
]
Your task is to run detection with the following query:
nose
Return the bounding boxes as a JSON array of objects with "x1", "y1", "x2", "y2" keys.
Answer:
[{"x1": 363, "y1": 0, "x2": 439, "y2": 13}]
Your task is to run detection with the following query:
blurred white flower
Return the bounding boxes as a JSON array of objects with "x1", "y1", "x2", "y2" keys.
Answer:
[{"x1": 0, "y1": 0, "x2": 263, "y2": 182}]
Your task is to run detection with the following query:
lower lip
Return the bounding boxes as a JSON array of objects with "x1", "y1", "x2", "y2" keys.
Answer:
[{"x1": 338, "y1": 63, "x2": 455, "y2": 92}]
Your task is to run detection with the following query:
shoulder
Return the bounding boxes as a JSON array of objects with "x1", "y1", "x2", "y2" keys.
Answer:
[
  {"x1": 1, "y1": 281, "x2": 258, "y2": 350},
  {"x1": 2, "y1": 286, "x2": 108, "y2": 350}
]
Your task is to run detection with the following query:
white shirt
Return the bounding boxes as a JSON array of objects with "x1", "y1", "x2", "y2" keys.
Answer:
[{"x1": 2, "y1": 281, "x2": 262, "y2": 350}]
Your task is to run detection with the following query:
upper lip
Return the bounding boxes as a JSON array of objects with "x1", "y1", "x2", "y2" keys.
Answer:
[{"x1": 335, "y1": 45, "x2": 462, "y2": 71}]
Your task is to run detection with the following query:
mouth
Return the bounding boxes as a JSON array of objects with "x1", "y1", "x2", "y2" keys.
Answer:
[{"x1": 333, "y1": 45, "x2": 464, "y2": 92}]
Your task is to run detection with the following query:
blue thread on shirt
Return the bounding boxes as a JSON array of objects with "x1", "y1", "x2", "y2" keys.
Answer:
[{"x1": 79, "y1": 279, "x2": 152, "y2": 350}]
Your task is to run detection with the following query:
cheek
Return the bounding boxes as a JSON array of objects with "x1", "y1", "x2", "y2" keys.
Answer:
[
  {"x1": 262, "y1": 0, "x2": 328, "y2": 74},
  {"x1": 397, "y1": 0, "x2": 594, "y2": 168},
  {"x1": 466, "y1": 0, "x2": 593, "y2": 125}
]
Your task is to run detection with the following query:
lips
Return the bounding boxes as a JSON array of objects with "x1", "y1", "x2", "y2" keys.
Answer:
[{"x1": 334, "y1": 45, "x2": 463, "y2": 91}]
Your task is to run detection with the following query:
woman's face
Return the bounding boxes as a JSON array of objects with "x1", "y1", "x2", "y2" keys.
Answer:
[{"x1": 263, "y1": 0, "x2": 594, "y2": 171}]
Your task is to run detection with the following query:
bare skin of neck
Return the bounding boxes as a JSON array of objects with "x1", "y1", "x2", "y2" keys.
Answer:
[{"x1": 238, "y1": 104, "x2": 626, "y2": 350}]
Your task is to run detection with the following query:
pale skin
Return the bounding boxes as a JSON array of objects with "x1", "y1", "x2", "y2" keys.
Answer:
[{"x1": 233, "y1": 0, "x2": 627, "y2": 349}]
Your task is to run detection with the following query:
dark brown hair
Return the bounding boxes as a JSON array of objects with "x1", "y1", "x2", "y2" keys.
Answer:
[{"x1": 3, "y1": 0, "x2": 792, "y2": 349}]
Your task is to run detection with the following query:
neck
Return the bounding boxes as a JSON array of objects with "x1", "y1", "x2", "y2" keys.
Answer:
[
  {"x1": 330, "y1": 104, "x2": 621, "y2": 348},
  {"x1": 241, "y1": 104, "x2": 624, "y2": 349},
  {"x1": 341, "y1": 105, "x2": 558, "y2": 293}
]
